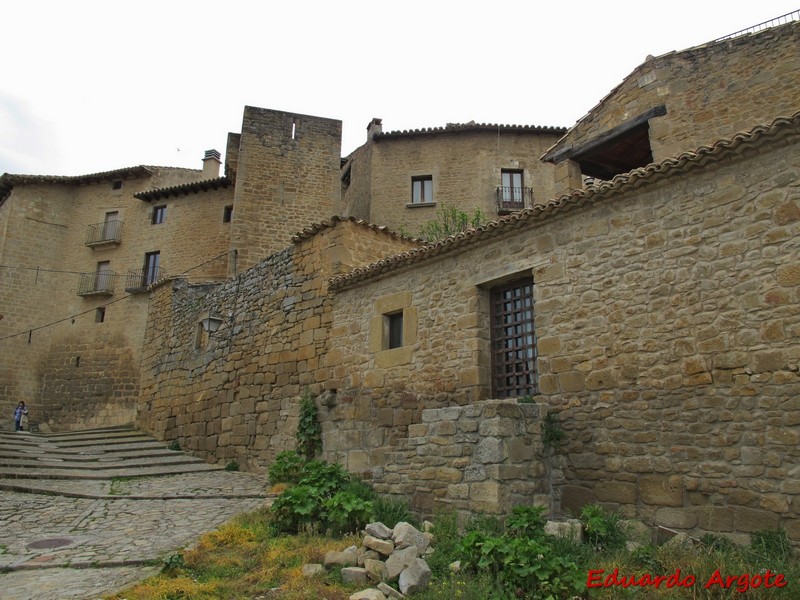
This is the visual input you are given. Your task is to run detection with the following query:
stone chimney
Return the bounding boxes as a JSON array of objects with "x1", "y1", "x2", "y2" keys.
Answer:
[
  {"x1": 202, "y1": 149, "x2": 221, "y2": 179},
  {"x1": 367, "y1": 118, "x2": 383, "y2": 139}
]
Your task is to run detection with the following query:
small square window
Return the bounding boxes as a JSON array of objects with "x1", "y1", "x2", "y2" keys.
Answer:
[
  {"x1": 112, "y1": 180, "x2": 123, "y2": 190},
  {"x1": 411, "y1": 176, "x2": 433, "y2": 204},
  {"x1": 223, "y1": 205, "x2": 233, "y2": 223},
  {"x1": 386, "y1": 312, "x2": 403, "y2": 349},
  {"x1": 95, "y1": 307, "x2": 106, "y2": 323},
  {"x1": 152, "y1": 205, "x2": 166, "y2": 225}
]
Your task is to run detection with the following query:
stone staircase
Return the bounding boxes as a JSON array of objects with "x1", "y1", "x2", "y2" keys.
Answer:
[{"x1": 0, "y1": 426, "x2": 223, "y2": 487}]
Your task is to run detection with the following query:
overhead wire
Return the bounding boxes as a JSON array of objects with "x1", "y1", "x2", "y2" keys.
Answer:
[{"x1": 0, "y1": 250, "x2": 233, "y2": 342}]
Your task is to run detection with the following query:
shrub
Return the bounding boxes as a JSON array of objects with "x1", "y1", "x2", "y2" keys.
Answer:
[
  {"x1": 579, "y1": 504, "x2": 628, "y2": 551},
  {"x1": 459, "y1": 531, "x2": 583, "y2": 599},
  {"x1": 505, "y1": 505, "x2": 547, "y2": 539},
  {"x1": 750, "y1": 528, "x2": 791, "y2": 562},
  {"x1": 224, "y1": 460, "x2": 239, "y2": 472},
  {"x1": 268, "y1": 450, "x2": 305, "y2": 485},
  {"x1": 324, "y1": 490, "x2": 374, "y2": 535},
  {"x1": 417, "y1": 204, "x2": 487, "y2": 242},
  {"x1": 373, "y1": 495, "x2": 412, "y2": 528},
  {"x1": 269, "y1": 458, "x2": 376, "y2": 535}
]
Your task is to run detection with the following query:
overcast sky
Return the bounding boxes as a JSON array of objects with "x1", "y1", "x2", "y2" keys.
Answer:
[{"x1": 1, "y1": 1, "x2": 797, "y2": 176}]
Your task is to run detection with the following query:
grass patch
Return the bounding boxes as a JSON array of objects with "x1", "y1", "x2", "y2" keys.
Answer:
[
  {"x1": 108, "y1": 501, "x2": 800, "y2": 600},
  {"x1": 108, "y1": 476, "x2": 133, "y2": 496},
  {"x1": 107, "y1": 507, "x2": 359, "y2": 600}
]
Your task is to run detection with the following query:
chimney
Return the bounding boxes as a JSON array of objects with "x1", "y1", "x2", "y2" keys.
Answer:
[
  {"x1": 202, "y1": 149, "x2": 221, "y2": 179},
  {"x1": 366, "y1": 118, "x2": 383, "y2": 139}
]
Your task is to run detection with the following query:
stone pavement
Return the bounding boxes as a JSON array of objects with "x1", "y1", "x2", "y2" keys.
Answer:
[{"x1": 0, "y1": 427, "x2": 271, "y2": 599}]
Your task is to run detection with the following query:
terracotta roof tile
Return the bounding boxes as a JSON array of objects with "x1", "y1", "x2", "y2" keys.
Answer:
[
  {"x1": 134, "y1": 176, "x2": 232, "y2": 201},
  {"x1": 291, "y1": 215, "x2": 424, "y2": 244},
  {"x1": 375, "y1": 122, "x2": 567, "y2": 141},
  {"x1": 331, "y1": 111, "x2": 800, "y2": 292}
]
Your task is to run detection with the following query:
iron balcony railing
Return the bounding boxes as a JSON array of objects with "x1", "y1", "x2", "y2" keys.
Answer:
[
  {"x1": 495, "y1": 186, "x2": 533, "y2": 213},
  {"x1": 86, "y1": 220, "x2": 123, "y2": 246},
  {"x1": 77, "y1": 270, "x2": 116, "y2": 296},
  {"x1": 125, "y1": 267, "x2": 165, "y2": 292}
]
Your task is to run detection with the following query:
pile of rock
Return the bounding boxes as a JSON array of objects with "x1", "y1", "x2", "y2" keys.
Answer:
[{"x1": 305, "y1": 521, "x2": 434, "y2": 600}]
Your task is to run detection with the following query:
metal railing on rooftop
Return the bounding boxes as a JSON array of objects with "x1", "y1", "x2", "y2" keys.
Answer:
[{"x1": 715, "y1": 10, "x2": 799, "y2": 42}]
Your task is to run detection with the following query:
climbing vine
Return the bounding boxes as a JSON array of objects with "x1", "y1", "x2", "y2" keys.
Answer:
[{"x1": 296, "y1": 387, "x2": 322, "y2": 460}]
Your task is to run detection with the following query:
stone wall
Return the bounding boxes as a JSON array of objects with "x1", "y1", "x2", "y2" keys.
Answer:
[
  {"x1": 328, "y1": 125, "x2": 800, "y2": 539},
  {"x1": 138, "y1": 219, "x2": 419, "y2": 468},
  {"x1": 0, "y1": 166, "x2": 232, "y2": 430},
  {"x1": 549, "y1": 19, "x2": 800, "y2": 193},
  {"x1": 378, "y1": 402, "x2": 550, "y2": 518},
  {"x1": 230, "y1": 107, "x2": 343, "y2": 272},
  {"x1": 344, "y1": 128, "x2": 564, "y2": 236}
]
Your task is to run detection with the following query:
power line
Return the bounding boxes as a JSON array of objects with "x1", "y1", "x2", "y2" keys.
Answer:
[{"x1": 0, "y1": 250, "x2": 234, "y2": 343}]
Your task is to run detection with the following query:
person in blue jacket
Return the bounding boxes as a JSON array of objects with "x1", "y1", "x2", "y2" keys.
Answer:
[{"x1": 13, "y1": 401, "x2": 28, "y2": 431}]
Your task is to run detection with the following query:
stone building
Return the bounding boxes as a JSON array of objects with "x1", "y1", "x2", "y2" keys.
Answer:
[
  {"x1": 341, "y1": 119, "x2": 567, "y2": 236},
  {"x1": 0, "y1": 106, "x2": 344, "y2": 429},
  {"x1": 3, "y1": 12, "x2": 800, "y2": 540},
  {"x1": 542, "y1": 17, "x2": 800, "y2": 192}
]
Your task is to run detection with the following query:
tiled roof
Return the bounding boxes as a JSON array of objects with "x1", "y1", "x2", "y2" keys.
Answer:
[
  {"x1": 0, "y1": 166, "x2": 157, "y2": 204},
  {"x1": 134, "y1": 176, "x2": 232, "y2": 201},
  {"x1": 291, "y1": 215, "x2": 424, "y2": 244},
  {"x1": 542, "y1": 18, "x2": 800, "y2": 163},
  {"x1": 331, "y1": 111, "x2": 800, "y2": 292},
  {"x1": 375, "y1": 122, "x2": 567, "y2": 141}
]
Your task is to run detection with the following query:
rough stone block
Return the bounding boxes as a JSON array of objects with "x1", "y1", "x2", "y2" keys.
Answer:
[
  {"x1": 734, "y1": 507, "x2": 780, "y2": 532},
  {"x1": 594, "y1": 481, "x2": 637, "y2": 504},
  {"x1": 341, "y1": 567, "x2": 368, "y2": 585},
  {"x1": 364, "y1": 535, "x2": 395, "y2": 556},
  {"x1": 655, "y1": 508, "x2": 697, "y2": 529},
  {"x1": 475, "y1": 437, "x2": 505, "y2": 463},
  {"x1": 639, "y1": 475, "x2": 683, "y2": 507}
]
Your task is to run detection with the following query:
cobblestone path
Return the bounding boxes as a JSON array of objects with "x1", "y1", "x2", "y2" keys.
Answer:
[{"x1": 0, "y1": 428, "x2": 270, "y2": 599}]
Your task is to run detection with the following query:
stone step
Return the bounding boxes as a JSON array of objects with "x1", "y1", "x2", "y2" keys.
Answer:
[
  {"x1": 0, "y1": 454, "x2": 210, "y2": 471},
  {"x1": 0, "y1": 462, "x2": 223, "y2": 481},
  {"x1": 0, "y1": 448, "x2": 181, "y2": 462}
]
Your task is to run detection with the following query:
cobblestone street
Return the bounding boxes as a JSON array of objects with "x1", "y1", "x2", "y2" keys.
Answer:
[{"x1": 0, "y1": 428, "x2": 270, "y2": 599}]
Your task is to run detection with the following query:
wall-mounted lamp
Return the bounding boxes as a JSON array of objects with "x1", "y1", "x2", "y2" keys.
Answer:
[{"x1": 200, "y1": 314, "x2": 224, "y2": 333}]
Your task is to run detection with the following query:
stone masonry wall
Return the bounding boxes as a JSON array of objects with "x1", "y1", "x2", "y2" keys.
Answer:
[
  {"x1": 0, "y1": 167, "x2": 232, "y2": 431},
  {"x1": 365, "y1": 130, "x2": 563, "y2": 236},
  {"x1": 376, "y1": 402, "x2": 550, "y2": 518},
  {"x1": 230, "y1": 107, "x2": 343, "y2": 272},
  {"x1": 138, "y1": 220, "x2": 418, "y2": 468},
  {"x1": 552, "y1": 20, "x2": 800, "y2": 195},
  {"x1": 329, "y1": 131, "x2": 800, "y2": 540}
]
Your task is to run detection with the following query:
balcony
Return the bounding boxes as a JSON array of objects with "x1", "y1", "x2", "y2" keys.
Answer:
[
  {"x1": 77, "y1": 271, "x2": 116, "y2": 296},
  {"x1": 86, "y1": 220, "x2": 122, "y2": 247},
  {"x1": 495, "y1": 186, "x2": 533, "y2": 214},
  {"x1": 125, "y1": 267, "x2": 165, "y2": 293}
]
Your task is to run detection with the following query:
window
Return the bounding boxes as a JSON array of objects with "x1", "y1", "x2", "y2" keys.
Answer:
[
  {"x1": 411, "y1": 176, "x2": 433, "y2": 204},
  {"x1": 95, "y1": 307, "x2": 106, "y2": 323},
  {"x1": 152, "y1": 205, "x2": 166, "y2": 225},
  {"x1": 501, "y1": 170, "x2": 524, "y2": 206},
  {"x1": 490, "y1": 277, "x2": 536, "y2": 398},
  {"x1": 223, "y1": 205, "x2": 233, "y2": 223},
  {"x1": 386, "y1": 312, "x2": 403, "y2": 349},
  {"x1": 112, "y1": 180, "x2": 123, "y2": 190},
  {"x1": 144, "y1": 251, "x2": 160, "y2": 286}
]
